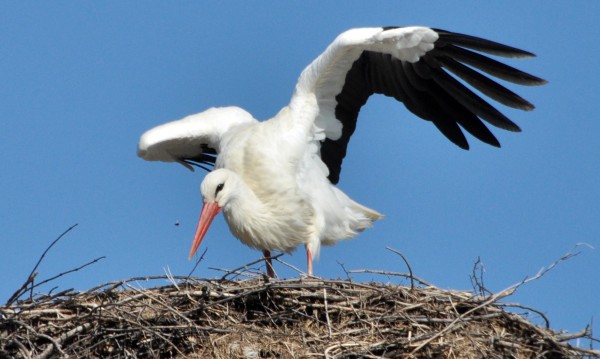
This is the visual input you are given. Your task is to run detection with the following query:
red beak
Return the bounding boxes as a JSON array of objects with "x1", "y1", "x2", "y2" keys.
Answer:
[{"x1": 188, "y1": 201, "x2": 222, "y2": 259}]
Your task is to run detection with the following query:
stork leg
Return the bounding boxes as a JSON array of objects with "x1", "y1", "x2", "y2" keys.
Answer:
[
  {"x1": 263, "y1": 250, "x2": 275, "y2": 278},
  {"x1": 306, "y1": 245, "x2": 313, "y2": 276}
]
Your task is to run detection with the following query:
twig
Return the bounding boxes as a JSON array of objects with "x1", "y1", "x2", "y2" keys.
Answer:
[
  {"x1": 209, "y1": 266, "x2": 263, "y2": 281},
  {"x1": 164, "y1": 265, "x2": 180, "y2": 291},
  {"x1": 84, "y1": 274, "x2": 224, "y2": 294},
  {"x1": 348, "y1": 269, "x2": 433, "y2": 287},
  {"x1": 409, "y1": 245, "x2": 588, "y2": 354},
  {"x1": 30, "y1": 224, "x2": 79, "y2": 282},
  {"x1": 470, "y1": 256, "x2": 492, "y2": 296},
  {"x1": 6, "y1": 224, "x2": 79, "y2": 306},
  {"x1": 496, "y1": 302, "x2": 551, "y2": 329},
  {"x1": 555, "y1": 328, "x2": 590, "y2": 342},
  {"x1": 2, "y1": 250, "x2": 596, "y2": 358},
  {"x1": 385, "y1": 246, "x2": 415, "y2": 290},
  {"x1": 7, "y1": 338, "x2": 31, "y2": 359},
  {"x1": 324, "y1": 288, "x2": 332, "y2": 338},
  {"x1": 336, "y1": 261, "x2": 353, "y2": 282},
  {"x1": 187, "y1": 247, "x2": 208, "y2": 277},
  {"x1": 7, "y1": 319, "x2": 67, "y2": 359},
  {"x1": 273, "y1": 255, "x2": 305, "y2": 276},
  {"x1": 5, "y1": 272, "x2": 38, "y2": 307},
  {"x1": 31, "y1": 256, "x2": 106, "y2": 292},
  {"x1": 216, "y1": 253, "x2": 284, "y2": 281}
]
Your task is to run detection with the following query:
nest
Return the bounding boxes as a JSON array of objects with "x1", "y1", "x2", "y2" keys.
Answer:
[{"x1": 1, "y1": 272, "x2": 597, "y2": 359}]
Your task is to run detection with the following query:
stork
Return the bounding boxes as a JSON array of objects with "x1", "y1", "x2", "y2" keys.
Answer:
[{"x1": 137, "y1": 26, "x2": 545, "y2": 277}]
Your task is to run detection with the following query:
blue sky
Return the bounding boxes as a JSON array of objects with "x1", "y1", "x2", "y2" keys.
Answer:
[{"x1": 2, "y1": 2, "x2": 598, "y2": 339}]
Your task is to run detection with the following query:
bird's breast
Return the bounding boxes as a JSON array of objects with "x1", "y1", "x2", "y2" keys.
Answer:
[
  {"x1": 216, "y1": 112, "x2": 318, "y2": 252},
  {"x1": 222, "y1": 190, "x2": 316, "y2": 253}
]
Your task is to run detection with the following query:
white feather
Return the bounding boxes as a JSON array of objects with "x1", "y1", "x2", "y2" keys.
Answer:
[
  {"x1": 137, "y1": 25, "x2": 540, "y2": 275},
  {"x1": 292, "y1": 26, "x2": 437, "y2": 141},
  {"x1": 137, "y1": 106, "x2": 256, "y2": 163},
  {"x1": 137, "y1": 27, "x2": 440, "y2": 274}
]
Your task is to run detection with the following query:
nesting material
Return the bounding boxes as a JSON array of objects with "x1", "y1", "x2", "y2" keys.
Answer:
[{"x1": 1, "y1": 275, "x2": 597, "y2": 358}]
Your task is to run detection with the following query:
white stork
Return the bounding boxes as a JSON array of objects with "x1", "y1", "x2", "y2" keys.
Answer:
[{"x1": 137, "y1": 26, "x2": 545, "y2": 277}]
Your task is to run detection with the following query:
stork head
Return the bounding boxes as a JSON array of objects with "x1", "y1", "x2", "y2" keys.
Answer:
[{"x1": 188, "y1": 169, "x2": 238, "y2": 259}]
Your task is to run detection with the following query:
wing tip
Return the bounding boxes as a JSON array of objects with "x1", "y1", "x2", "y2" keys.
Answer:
[{"x1": 435, "y1": 29, "x2": 540, "y2": 59}]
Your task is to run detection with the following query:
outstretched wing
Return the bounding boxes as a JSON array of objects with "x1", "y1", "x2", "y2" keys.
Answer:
[
  {"x1": 290, "y1": 27, "x2": 546, "y2": 184},
  {"x1": 137, "y1": 106, "x2": 257, "y2": 171}
]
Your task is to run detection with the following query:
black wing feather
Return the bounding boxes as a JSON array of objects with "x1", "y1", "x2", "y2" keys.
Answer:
[
  {"x1": 320, "y1": 28, "x2": 545, "y2": 184},
  {"x1": 179, "y1": 145, "x2": 218, "y2": 172},
  {"x1": 433, "y1": 29, "x2": 536, "y2": 58},
  {"x1": 432, "y1": 45, "x2": 546, "y2": 85},
  {"x1": 426, "y1": 60, "x2": 521, "y2": 132},
  {"x1": 435, "y1": 55, "x2": 534, "y2": 110}
]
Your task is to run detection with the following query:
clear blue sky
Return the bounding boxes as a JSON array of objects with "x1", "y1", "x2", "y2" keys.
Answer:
[{"x1": 2, "y1": 2, "x2": 598, "y2": 338}]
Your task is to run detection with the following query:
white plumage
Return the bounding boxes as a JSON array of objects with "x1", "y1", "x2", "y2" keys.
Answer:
[{"x1": 138, "y1": 26, "x2": 545, "y2": 277}]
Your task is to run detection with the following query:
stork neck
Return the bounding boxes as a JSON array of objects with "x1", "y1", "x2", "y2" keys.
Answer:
[{"x1": 222, "y1": 173, "x2": 269, "y2": 220}]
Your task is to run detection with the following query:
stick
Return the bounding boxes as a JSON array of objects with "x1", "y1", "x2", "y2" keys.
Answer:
[
  {"x1": 216, "y1": 253, "x2": 284, "y2": 281},
  {"x1": 385, "y1": 246, "x2": 415, "y2": 290},
  {"x1": 187, "y1": 247, "x2": 208, "y2": 278},
  {"x1": 31, "y1": 256, "x2": 106, "y2": 292},
  {"x1": 409, "y1": 245, "x2": 588, "y2": 354},
  {"x1": 6, "y1": 224, "x2": 78, "y2": 306}
]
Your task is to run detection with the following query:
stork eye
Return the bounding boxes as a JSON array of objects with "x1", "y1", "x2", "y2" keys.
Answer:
[{"x1": 215, "y1": 183, "x2": 224, "y2": 196}]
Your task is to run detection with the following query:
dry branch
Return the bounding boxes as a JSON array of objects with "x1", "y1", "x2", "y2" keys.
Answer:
[
  {"x1": 2, "y1": 231, "x2": 597, "y2": 358},
  {"x1": 1, "y1": 274, "x2": 597, "y2": 359}
]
